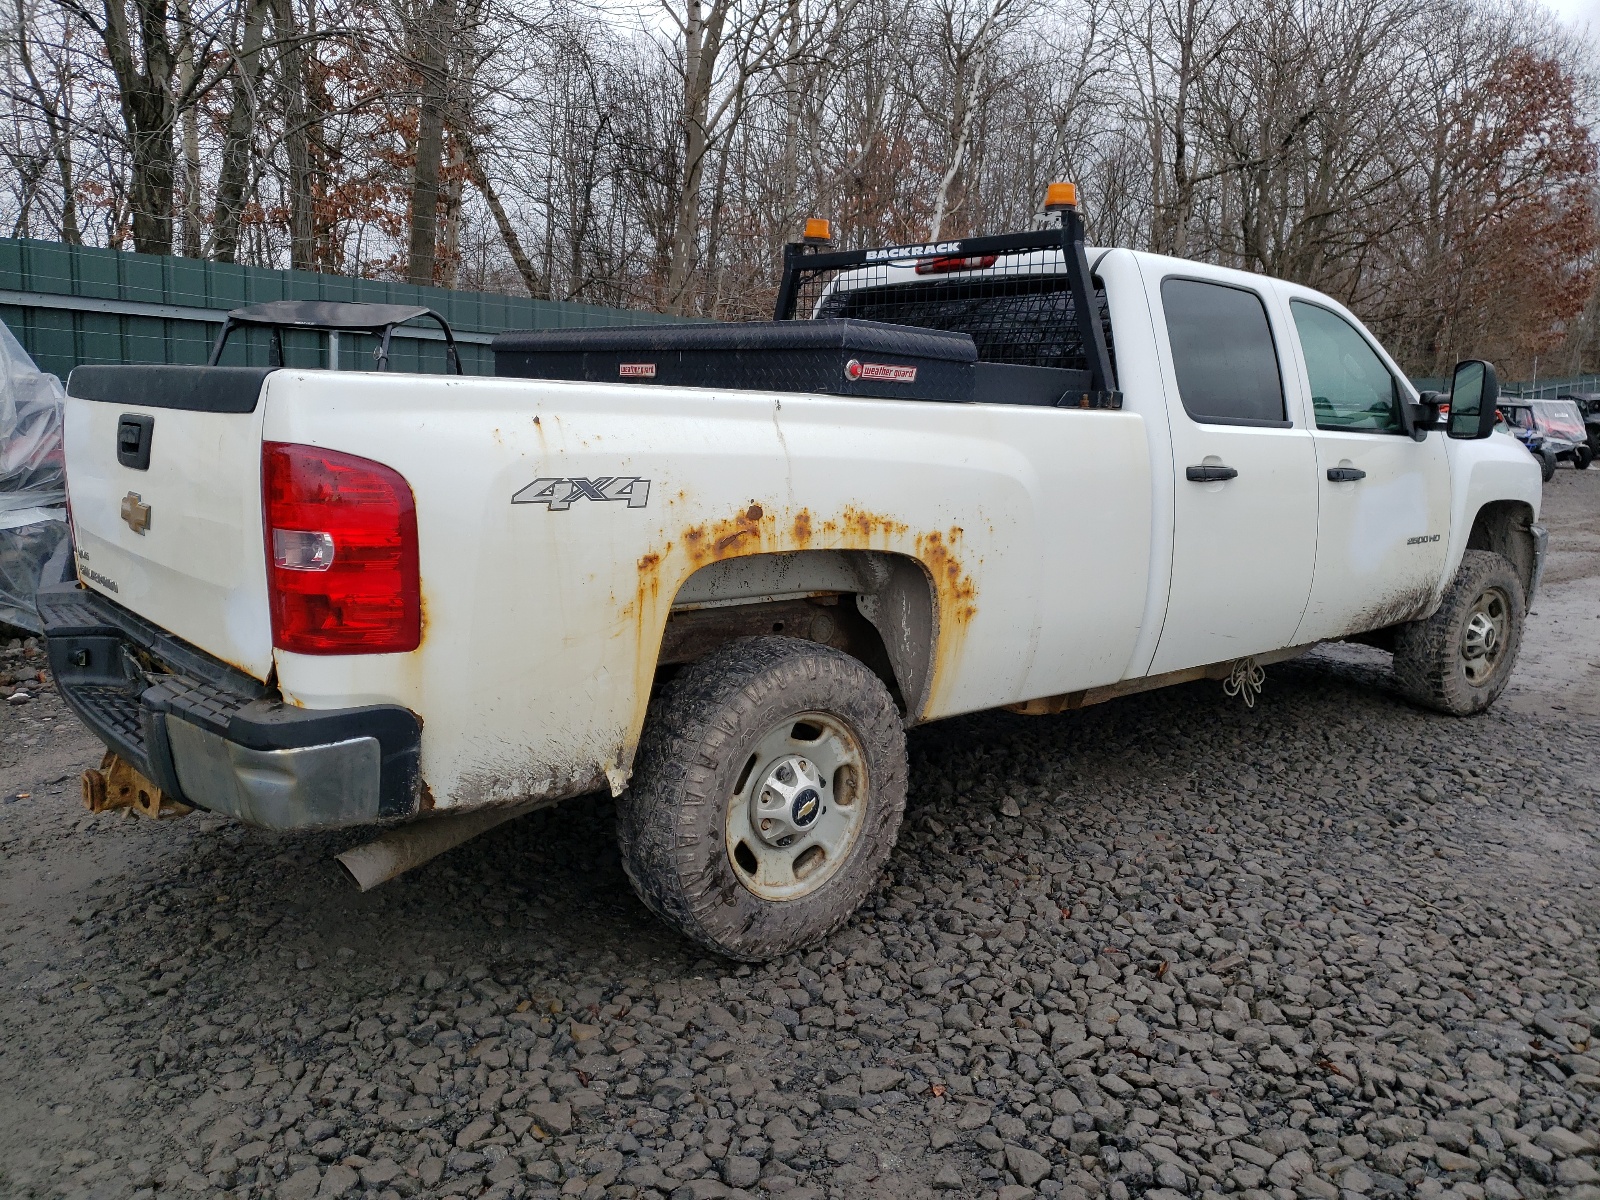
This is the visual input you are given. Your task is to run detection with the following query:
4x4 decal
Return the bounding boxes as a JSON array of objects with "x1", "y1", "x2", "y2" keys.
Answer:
[{"x1": 512, "y1": 476, "x2": 651, "y2": 511}]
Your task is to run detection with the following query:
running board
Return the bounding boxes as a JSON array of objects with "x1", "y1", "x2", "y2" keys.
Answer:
[{"x1": 1005, "y1": 645, "x2": 1317, "y2": 716}]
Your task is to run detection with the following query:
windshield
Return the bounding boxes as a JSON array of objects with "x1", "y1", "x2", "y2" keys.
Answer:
[
  {"x1": 1501, "y1": 406, "x2": 1535, "y2": 431},
  {"x1": 1533, "y1": 400, "x2": 1586, "y2": 440}
]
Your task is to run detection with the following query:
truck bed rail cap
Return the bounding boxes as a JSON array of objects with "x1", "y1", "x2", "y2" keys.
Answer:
[{"x1": 65, "y1": 364, "x2": 275, "y2": 413}]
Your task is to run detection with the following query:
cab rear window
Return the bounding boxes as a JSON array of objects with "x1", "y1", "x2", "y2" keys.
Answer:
[{"x1": 816, "y1": 272, "x2": 1114, "y2": 373}]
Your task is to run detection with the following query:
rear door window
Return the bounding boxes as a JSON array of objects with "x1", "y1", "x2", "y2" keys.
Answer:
[
  {"x1": 1160, "y1": 278, "x2": 1287, "y2": 425},
  {"x1": 1290, "y1": 301, "x2": 1402, "y2": 433}
]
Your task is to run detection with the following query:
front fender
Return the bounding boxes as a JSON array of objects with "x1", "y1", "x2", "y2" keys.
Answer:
[{"x1": 1441, "y1": 432, "x2": 1542, "y2": 598}]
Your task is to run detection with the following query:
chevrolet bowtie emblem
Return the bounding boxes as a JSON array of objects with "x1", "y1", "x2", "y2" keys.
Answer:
[{"x1": 120, "y1": 491, "x2": 151, "y2": 535}]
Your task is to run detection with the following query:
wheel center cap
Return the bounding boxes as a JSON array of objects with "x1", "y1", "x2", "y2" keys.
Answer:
[
  {"x1": 1465, "y1": 611, "x2": 1498, "y2": 658},
  {"x1": 750, "y1": 754, "x2": 827, "y2": 848},
  {"x1": 791, "y1": 788, "x2": 821, "y2": 829}
]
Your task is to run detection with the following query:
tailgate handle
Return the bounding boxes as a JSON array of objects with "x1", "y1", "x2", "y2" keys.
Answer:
[
  {"x1": 1326, "y1": 466, "x2": 1367, "y2": 482},
  {"x1": 1185, "y1": 464, "x2": 1238, "y2": 482},
  {"x1": 117, "y1": 414, "x2": 154, "y2": 471}
]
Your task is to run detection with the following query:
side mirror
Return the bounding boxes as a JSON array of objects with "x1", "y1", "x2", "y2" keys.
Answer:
[
  {"x1": 1447, "y1": 359, "x2": 1499, "y2": 439},
  {"x1": 1406, "y1": 390, "x2": 1448, "y2": 440}
]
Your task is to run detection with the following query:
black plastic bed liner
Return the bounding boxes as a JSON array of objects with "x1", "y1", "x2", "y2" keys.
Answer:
[{"x1": 493, "y1": 318, "x2": 1094, "y2": 406}]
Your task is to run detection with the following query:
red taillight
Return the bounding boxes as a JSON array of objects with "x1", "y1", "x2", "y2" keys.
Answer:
[
  {"x1": 262, "y1": 442, "x2": 420, "y2": 654},
  {"x1": 915, "y1": 254, "x2": 998, "y2": 275}
]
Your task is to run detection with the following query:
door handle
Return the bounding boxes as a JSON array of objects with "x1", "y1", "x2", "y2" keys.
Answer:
[
  {"x1": 1326, "y1": 467, "x2": 1367, "y2": 482},
  {"x1": 1186, "y1": 465, "x2": 1238, "y2": 482}
]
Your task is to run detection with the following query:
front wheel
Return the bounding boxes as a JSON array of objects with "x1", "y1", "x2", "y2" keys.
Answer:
[
  {"x1": 1393, "y1": 550, "x2": 1525, "y2": 715},
  {"x1": 617, "y1": 637, "x2": 907, "y2": 961},
  {"x1": 1539, "y1": 448, "x2": 1557, "y2": 481}
]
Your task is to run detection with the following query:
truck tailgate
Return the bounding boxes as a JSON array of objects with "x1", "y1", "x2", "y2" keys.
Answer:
[{"x1": 62, "y1": 366, "x2": 276, "y2": 680}]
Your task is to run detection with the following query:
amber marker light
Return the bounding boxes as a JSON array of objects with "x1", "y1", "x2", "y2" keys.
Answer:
[
  {"x1": 802, "y1": 218, "x2": 832, "y2": 243},
  {"x1": 1044, "y1": 181, "x2": 1078, "y2": 210}
]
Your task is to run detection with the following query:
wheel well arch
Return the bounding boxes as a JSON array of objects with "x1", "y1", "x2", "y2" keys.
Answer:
[
  {"x1": 1465, "y1": 500, "x2": 1538, "y2": 599},
  {"x1": 655, "y1": 549, "x2": 938, "y2": 719}
]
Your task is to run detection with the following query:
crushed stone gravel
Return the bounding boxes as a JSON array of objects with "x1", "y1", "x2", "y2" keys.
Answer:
[{"x1": 2, "y1": 469, "x2": 1598, "y2": 1200}]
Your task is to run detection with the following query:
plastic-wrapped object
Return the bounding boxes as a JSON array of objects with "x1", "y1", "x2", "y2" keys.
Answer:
[{"x1": 0, "y1": 318, "x2": 67, "y2": 632}]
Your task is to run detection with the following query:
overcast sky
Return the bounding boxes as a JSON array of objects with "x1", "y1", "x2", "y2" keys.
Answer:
[{"x1": 1546, "y1": 0, "x2": 1600, "y2": 42}]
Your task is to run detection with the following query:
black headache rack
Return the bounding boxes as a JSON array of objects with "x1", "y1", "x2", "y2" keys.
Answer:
[
  {"x1": 495, "y1": 210, "x2": 1120, "y2": 409},
  {"x1": 775, "y1": 209, "x2": 1120, "y2": 409}
]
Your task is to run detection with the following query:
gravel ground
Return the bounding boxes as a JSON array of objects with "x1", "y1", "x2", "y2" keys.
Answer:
[{"x1": 2, "y1": 470, "x2": 1598, "y2": 1200}]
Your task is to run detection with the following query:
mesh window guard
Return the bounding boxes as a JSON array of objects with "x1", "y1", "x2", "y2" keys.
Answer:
[{"x1": 774, "y1": 212, "x2": 1119, "y2": 407}]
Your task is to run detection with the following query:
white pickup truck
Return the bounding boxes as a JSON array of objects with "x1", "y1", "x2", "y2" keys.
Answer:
[{"x1": 40, "y1": 195, "x2": 1543, "y2": 960}]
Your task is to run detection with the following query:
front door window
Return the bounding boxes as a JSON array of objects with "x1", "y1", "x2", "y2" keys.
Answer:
[
  {"x1": 1290, "y1": 301, "x2": 1402, "y2": 434},
  {"x1": 1287, "y1": 298, "x2": 1450, "y2": 645}
]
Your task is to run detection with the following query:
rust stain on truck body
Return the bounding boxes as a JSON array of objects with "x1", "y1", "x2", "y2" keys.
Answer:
[
  {"x1": 915, "y1": 526, "x2": 978, "y2": 694},
  {"x1": 622, "y1": 502, "x2": 979, "y2": 778}
]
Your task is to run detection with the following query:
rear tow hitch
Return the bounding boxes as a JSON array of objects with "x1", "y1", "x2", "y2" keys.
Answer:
[{"x1": 81, "y1": 752, "x2": 192, "y2": 819}]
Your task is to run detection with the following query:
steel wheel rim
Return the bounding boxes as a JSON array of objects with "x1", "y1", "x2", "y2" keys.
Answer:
[
  {"x1": 1460, "y1": 586, "x2": 1510, "y2": 685},
  {"x1": 725, "y1": 711, "x2": 869, "y2": 902}
]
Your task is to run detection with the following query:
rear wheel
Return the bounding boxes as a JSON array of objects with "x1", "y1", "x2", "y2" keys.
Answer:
[
  {"x1": 616, "y1": 637, "x2": 907, "y2": 961},
  {"x1": 1393, "y1": 550, "x2": 1525, "y2": 715},
  {"x1": 1575, "y1": 446, "x2": 1592, "y2": 470}
]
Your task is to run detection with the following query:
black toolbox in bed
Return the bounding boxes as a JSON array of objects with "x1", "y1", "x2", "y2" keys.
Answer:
[
  {"x1": 494, "y1": 319, "x2": 978, "y2": 402},
  {"x1": 493, "y1": 318, "x2": 1100, "y2": 406}
]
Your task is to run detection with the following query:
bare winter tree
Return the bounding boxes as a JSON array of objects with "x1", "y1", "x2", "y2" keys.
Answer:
[
  {"x1": 209, "y1": 0, "x2": 270, "y2": 262},
  {"x1": 4, "y1": 0, "x2": 1598, "y2": 376},
  {"x1": 46, "y1": 0, "x2": 231, "y2": 253},
  {"x1": 917, "y1": 0, "x2": 1020, "y2": 240}
]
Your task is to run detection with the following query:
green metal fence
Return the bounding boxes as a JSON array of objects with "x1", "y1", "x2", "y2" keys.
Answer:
[
  {"x1": 0, "y1": 237, "x2": 677, "y2": 379},
  {"x1": 1411, "y1": 374, "x2": 1596, "y2": 398},
  {"x1": 13, "y1": 238, "x2": 1573, "y2": 395},
  {"x1": 1499, "y1": 374, "x2": 1600, "y2": 400}
]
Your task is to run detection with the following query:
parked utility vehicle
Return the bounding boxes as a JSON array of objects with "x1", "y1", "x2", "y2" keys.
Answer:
[
  {"x1": 1500, "y1": 398, "x2": 1592, "y2": 480},
  {"x1": 1560, "y1": 391, "x2": 1600, "y2": 455},
  {"x1": 41, "y1": 192, "x2": 1544, "y2": 959}
]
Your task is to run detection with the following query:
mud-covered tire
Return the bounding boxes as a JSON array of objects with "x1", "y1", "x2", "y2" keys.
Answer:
[
  {"x1": 616, "y1": 637, "x2": 907, "y2": 961},
  {"x1": 1393, "y1": 550, "x2": 1525, "y2": 716},
  {"x1": 1539, "y1": 448, "x2": 1557, "y2": 481}
]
